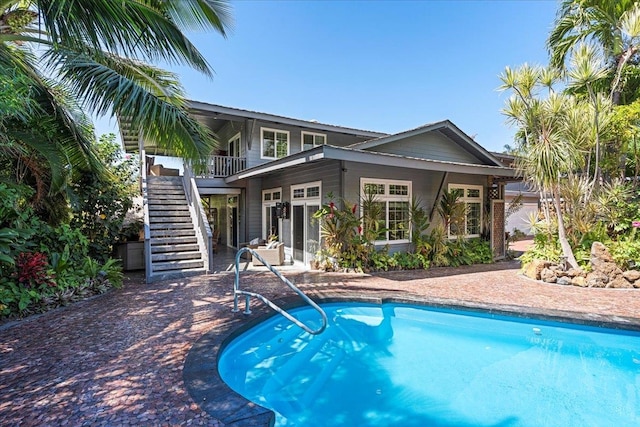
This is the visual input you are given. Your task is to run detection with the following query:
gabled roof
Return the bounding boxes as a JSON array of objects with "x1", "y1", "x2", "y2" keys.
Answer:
[
  {"x1": 347, "y1": 120, "x2": 505, "y2": 167},
  {"x1": 188, "y1": 101, "x2": 388, "y2": 138},
  {"x1": 119, "y1": 102, "x2": 388, "y2": 153},
  {"x1": 226, "y1": 144, "x2": 516, "y2": 183}
]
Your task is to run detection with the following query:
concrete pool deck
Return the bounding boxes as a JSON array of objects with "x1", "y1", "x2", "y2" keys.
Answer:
[{"x1": 2, "y1": 259, "x2": 640, "y2": 426}]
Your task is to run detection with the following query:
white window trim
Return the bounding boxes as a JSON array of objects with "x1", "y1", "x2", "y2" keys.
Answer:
[
  {"x1": 360, "y1": 178, "x2": 412, "y2": 244},
  {"x1": 228, "y1": 132, "x2": 241, "y2": 157},
  {"x1": 262, "y1": 187, "x2": 282, "y2": 239},
  {"x1": 291, "y1": 181, "x2": 322, "y2": 203},
  {"x1": 260, "y1": 127, "x2": 290, "y2": 160},
  {"x1": 290, "y1": 181, "x2": 322, "y2": 264},
  {"x1": 447, "y1": 183, "x2": 483, "y2": 238},
  {"x1": 301, "y1": 131, "x2": 327, "y2": 151}
]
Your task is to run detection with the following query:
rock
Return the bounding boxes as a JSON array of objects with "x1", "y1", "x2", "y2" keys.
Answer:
[
  {"x1": 571, "y1": 276, "x2": 587, "y2": 287},
  {"x1": 540, "y1": 268, "x2": 558, "y2": 283},
  {"x1": 598, "y1": 263, "x2": 624, "y2": 279},
  {"x1": 591, "y1": 242, "x2": 615, "y2": 268},
  {"x1": 608, "y1": 276, "x2": 633, "y2": 289},
  {"x1": 586, "y1": 271, "x2": 609, "y2": 288},
  {"x1": 623, "y1": 269, "x2": 640, "y2": 282},
  {"x1": 556, "y1": 276, "x2": 572, "y2": 286},
  {"x1": 565, "y1": 268, "x2": 585, "y2": 278},
  {"x1": 523, "y1": 260, "x2": 551, "y2": 280}
]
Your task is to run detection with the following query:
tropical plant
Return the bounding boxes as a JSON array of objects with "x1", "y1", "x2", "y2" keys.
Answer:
[
  {"x1": 69, "y1": 133, "x2": 139, "y2": 261},
  {"x1": 408, "y1": 196, "x2": 431, "y2": 256},
  {"x1": 437, "y1": 188, "x2": 465, "y2": 237},
  {"x1": 499, "y1": 64, "x2": 582, "y2": 269},
  {"x1": 548, "y1": 0, "x2": 640, "y2": 104},
  {"x1": 0, "y1": 0, "x2": 231, "y2": 217}
]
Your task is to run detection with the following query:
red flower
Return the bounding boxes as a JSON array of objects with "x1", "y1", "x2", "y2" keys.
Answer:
[
  {"x1": 329, "y1": 201, "x2": 335, "y2": 211},
  {"x1": 358, "y1": 225, "x2": 363, "y2": 234},
  {"x1": 15, "y1": 252, "x2": 55, "y2": 288},
  {"x1": 352, "y1": 204, "x2": 357, "y2": 214}
]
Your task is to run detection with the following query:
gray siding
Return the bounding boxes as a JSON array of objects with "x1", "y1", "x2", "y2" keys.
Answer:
[
  {"x1": 369, "y1": 132, "x2": 483, "y2": 165},
  {"x1": 445, "y1": 172, "x2": 488, "y2": 187},
  {"x1": 244, "y1": 120, "x2": 370, "y2": 169},
  {"x1": 260, "y1": 161, "x2": 341, "y2": 248},
  {"x1": 244, "y1": 178, "x2": 262, "y2": 244},
  {"x1": 341, "y1": 162, "x2": 490, "y2": 252},
  {"x1": 342, "y1": 161, "x2": 443, "y2": 209}
]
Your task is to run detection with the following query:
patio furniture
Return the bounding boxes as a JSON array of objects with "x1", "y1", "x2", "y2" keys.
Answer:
[{"x1": 252, "y1": 242, "x2": 285, "y2": 266}]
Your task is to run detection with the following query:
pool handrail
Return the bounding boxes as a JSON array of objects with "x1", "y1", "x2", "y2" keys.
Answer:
[{"x1": 233, "y1": 247, "x2": 328, "y2": 335}]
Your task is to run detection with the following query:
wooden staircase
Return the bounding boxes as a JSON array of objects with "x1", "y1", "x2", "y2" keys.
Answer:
[{"x1": 147, "y1": 176, "x2": 207, "y2": 281}]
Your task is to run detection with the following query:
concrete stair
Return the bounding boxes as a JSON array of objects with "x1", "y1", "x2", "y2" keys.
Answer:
[{"x1": 147, "y1": 176, "x2": 206, "y2": 281}]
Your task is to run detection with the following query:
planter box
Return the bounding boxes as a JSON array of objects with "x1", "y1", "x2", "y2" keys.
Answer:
[
  {"x1": 252, "y1": 243, "x2": 285, "y2": 266},
  {"x1": 116, "y1": 242, "x2": 145, "y2": 271}
]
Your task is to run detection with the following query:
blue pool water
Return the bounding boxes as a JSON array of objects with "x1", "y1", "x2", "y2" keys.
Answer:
[{"x1": 218, "y1": 303, "x2": 640, "y2": 427}]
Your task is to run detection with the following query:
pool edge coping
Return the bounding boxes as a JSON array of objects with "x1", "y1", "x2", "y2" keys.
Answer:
[{"x1": 182, "y1": 293, "x2": 640, "y2": 427}]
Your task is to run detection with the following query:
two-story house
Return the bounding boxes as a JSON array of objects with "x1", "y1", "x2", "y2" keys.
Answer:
[{"x1": 120, "y1": 102, "x2": 515, "y2": 282}]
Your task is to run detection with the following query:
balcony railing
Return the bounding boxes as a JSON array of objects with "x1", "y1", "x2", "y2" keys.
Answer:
[{"x1": 201, "y1": 155, "x2": 247, "y2": 178}]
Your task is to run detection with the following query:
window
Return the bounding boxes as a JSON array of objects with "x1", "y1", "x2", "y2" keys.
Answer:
[
  {"x1": 290, "y1": 181, "x2": 322, "y2": 264},
  {"x1": 301, "y1": 131, "x2": 326, "y2": 151},
  {"x1": 261, "y1": 128, "x2": 289, "y2": 159},
  {"x1": 448, "y1": 184, "x2": 483, "y2": 238},
  {"x1": 228, "y1": 132, "x2": 241, "y2": 157},
  {"x1": 262, "y1": 188, "x2": 282, "y2": 238},
  {"x1": 361, "y1": 178, "x2": 411, "y2": 243}
]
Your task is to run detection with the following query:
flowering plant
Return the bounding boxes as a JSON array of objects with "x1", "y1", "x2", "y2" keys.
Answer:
[{"x1": 15, "y1": 252, "x2": 55, "y2": 288}]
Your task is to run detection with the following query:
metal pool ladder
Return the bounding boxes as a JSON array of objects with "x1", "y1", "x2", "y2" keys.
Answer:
[{"x1": 232, "y1": 247, "x2": 328, "y2": 335}]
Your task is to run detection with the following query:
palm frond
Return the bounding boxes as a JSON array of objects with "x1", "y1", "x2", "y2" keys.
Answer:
[
  {"x1": 35, "y1": 0, "x2": 230, "y2": 76},
  {"x1": 47, "y1": 47, "x2": 217, "y2": 160}
]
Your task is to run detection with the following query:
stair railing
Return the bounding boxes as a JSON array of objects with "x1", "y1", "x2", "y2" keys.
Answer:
[
  {"x1": 139, "y1": 146, "x2": 152, "y2": 283},
  {"x1": 183, "y1": 162, "x2": 213, "y2": 273},
  {"x1": 233, "y1": 247, "x2": 327, "y2": 335}
]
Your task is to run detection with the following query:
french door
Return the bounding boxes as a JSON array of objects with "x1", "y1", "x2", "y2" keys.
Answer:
[{"x1": 291, "y1": 182, "x2": 321, "y2": 265}]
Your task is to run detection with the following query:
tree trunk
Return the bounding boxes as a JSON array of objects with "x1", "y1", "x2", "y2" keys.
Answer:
[{"x1": 553, "y1": 190, "x2": 579, "y2": 270}]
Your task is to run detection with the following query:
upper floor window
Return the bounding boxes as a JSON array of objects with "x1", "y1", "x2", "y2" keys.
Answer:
[
  {"x1": 301, "y1": 131, "x2": 326, "y2": 151},
  {"x1": 448, "y1": 184, "x2": 483, "y2": 238},
  {"x1": 228, "y1": 132, "x2": 241, "y2": 157},
  {"x1": 261, "y1": 128, "x2": 289, "y2": 160},
  {"x1": 361, "y1": 178, "x2": 411, "y2": 243}
]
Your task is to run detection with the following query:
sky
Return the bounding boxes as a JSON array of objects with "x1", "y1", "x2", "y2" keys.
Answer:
[{"x1": 96, "y1": 0, "x2": 560, "y2": 153}]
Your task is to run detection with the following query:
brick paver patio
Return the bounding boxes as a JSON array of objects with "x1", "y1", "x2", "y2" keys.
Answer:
[{"x1": 2, "y1": 260, "x2": 640, "y2": 426}]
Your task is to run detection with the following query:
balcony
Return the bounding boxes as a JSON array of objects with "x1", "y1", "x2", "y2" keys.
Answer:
[{"x1": 200, "y1": 155, "x2": 247, "y2": 178}]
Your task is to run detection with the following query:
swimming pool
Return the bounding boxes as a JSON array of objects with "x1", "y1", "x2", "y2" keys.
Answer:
[{"x1": 218, "y1": 302, "x2": 640, "y2": 427}]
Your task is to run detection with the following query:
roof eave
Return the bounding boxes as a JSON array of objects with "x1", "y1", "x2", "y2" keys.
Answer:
[{"x1": 226, "y1": 145, "x2": 515, "y2": 183}]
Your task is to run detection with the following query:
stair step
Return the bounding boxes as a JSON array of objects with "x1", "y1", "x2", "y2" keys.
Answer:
[
  {"x1": 148, "y1": 199, "x2": 187, "y2": 205},
  {"x1": 152, "y1": 251, "x2": 202, "y2": 262},
  {"x1": 147, "y1": 176, "x2": 182, "y2": 182},
  {"x1": 151, "y1": 243, "x2": 200, "y2": 253},
  {"x1": 149, "y1": 216, "x2": 192, "y2": 224},
  {"x1": 153, "y1": 259, "x2": 204, "y2": 271},
  {"x1": 151, "y1": 236, "x2": 198, "y2": 245},
  {"x1": 147, "y1": 196, "x2": 187, "y2": 203},
  {"x1": 149, "y1": 222, "x2": 194, "y2": 230},
  {"x1": 147, "y1": 179, "x2": 182, "y2": 185},
  {"x1": 149, "y1": 205, "x2": 189, "y2": 216},
  {"x1": 150, "y1": 228, "x2": 195, "y2": 238},
  {"x1": 148, "y1": 200, "x2": 188, "y2": 207},
  {"x1": 147, "y1": 189, "x2": 185, "y2": 196}
]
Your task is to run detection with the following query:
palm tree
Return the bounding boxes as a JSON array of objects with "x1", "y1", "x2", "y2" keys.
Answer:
[
  {"x1": 499, "y1": 64, "x2": 582, "y2": 269},
  {"x1": 0, "y1": 1, "x2": 231, "y2": 211},
  {"x1": 548, "y1": 0, "x2": 640, "y2": 104}
]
